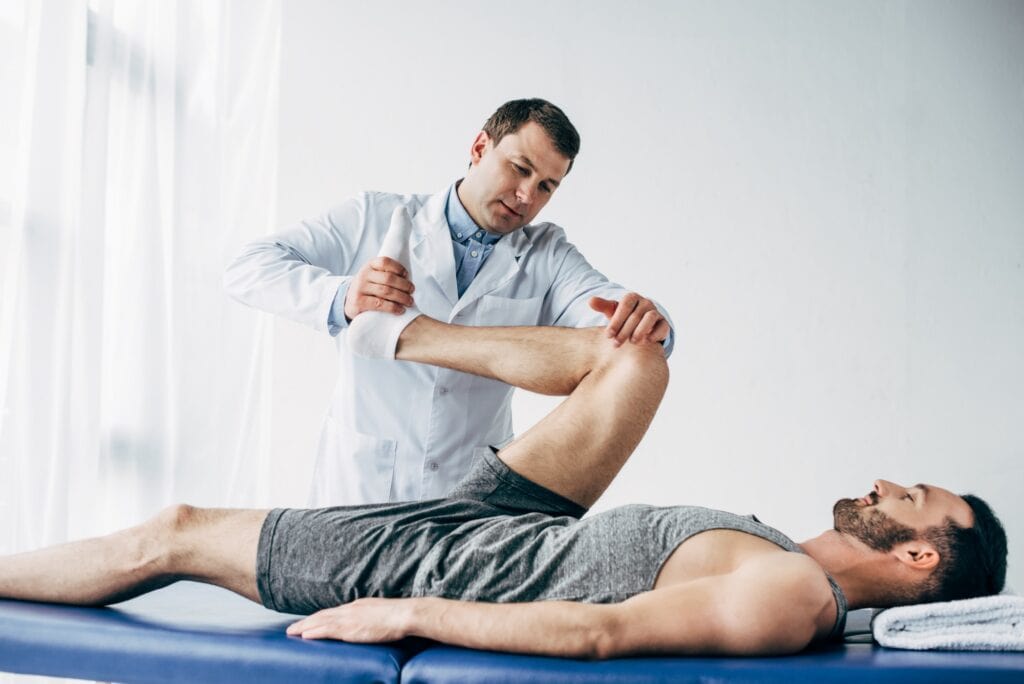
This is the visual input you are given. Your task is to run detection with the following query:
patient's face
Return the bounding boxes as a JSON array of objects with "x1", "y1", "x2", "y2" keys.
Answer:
[
  {"x1": 459, "y1": 121, "x2": 570, "y2": 235},
  {"x1": 832, "y1": 480, "x2": 973, "y2": 551}
]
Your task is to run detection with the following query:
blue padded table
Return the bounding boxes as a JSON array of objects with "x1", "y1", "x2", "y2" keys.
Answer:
[
  {"x1": 400, "y1": 642, "x2": 1024, "y2": 684},
  {"x1": 0, "y1": 581, "x2": 413, "y2": 683},
  {"x1": 3, "y1": 585, "x2": 1024, "y2": 683},
  {"x1": 401, "y1": 608, "x2": 1024, "y2": 683}
]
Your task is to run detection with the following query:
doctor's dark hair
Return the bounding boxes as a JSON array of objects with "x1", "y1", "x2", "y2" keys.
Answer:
[
  {"x1": 482, "y1": 99, "x2": 581, "y2": 173},
  {"x1": 915, "y1": 493, "x2": 1007, "y2": 603}
]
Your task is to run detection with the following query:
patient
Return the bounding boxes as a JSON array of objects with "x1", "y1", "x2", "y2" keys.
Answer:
[{"x1": 0, "y1": 314, "x2": 1008, "y2": 659}]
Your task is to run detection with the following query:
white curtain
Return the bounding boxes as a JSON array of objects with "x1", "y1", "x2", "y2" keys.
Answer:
[{"x1": 0, "y1": 0, "x2": 281, "y2": 567}]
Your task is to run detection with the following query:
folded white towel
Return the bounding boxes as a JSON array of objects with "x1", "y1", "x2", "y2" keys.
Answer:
[{"x1": 872, "y1": 594, "x2": 1024, "y2": 651}]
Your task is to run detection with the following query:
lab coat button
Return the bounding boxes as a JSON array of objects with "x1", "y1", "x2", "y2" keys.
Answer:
[
  {"x1": 439, "y1": 387, "x2": 449, "y2": 395},
  {"x1": 429, "y1": 461, "x2": 440, "y2": 471}
]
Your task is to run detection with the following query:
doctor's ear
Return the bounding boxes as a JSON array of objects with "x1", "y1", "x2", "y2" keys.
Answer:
[{"x1": 469, "y1": 131, "x2": 492, "y2": 165}]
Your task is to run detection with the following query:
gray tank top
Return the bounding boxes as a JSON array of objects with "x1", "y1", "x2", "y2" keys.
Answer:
[{"x1": 413, "y1": 504, "x2": 848, "y2": 641}]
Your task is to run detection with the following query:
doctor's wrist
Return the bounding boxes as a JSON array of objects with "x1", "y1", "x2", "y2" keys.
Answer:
[{"x1": 328, "y1": 279, "x2": 354, "y2": 331}]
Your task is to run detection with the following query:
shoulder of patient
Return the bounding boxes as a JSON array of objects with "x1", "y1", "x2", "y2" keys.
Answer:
[
  {"x1": 723, "y1": 552, "x2": 834, "y2": 646},
  {"x1": 733, "y1": 552, "x2": 836, "y2": 631},
  {"x1": 635, "y1": 552, "x2": 831, "y2": 652},
  {"x1": 735, "y1": 551, "x2": 833, "y2": 599},
  {"x1": 651, "y1": 551, "x2": 832, "y2": 612}
]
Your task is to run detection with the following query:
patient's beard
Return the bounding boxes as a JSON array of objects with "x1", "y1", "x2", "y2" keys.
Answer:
[{"x1": 832, "y1": 499, "x2": 917, "y2": 552}]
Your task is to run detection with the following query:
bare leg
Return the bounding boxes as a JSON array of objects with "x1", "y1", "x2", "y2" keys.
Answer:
[
  {"x1": 397, "y1": 318, "x2": 602, "y2": 396},
  {"x1": 397, "y1": 318, "x2": 669, "y2": 507},
  {"x1": 0, "y1": 320, "x2": 667, "y2": 606},
  {"x1": 0, "y1": 505, "x2": 267, "y2": 605}
]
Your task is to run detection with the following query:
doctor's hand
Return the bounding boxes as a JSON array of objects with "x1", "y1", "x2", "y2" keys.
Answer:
[
  {"x1": 344, "y1": 257, "x2": 416, "y2": 322},
  {"x1": 286, "y1": 597, "x2": 418, "y2": 643},
  {"x1": 589, "y1": 295, "x2": 670, "y2": 346}
]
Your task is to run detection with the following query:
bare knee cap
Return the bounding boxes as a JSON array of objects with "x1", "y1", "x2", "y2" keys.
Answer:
[
  {"x1": 601, "y1": 339, "x2": 668, "y2": 384},
  {"x1": 153, "y1": 503, "x2": 199, "y2": 533},
  {"x1": 144, "y1": 504, "x2": 202, "y2": 572}
]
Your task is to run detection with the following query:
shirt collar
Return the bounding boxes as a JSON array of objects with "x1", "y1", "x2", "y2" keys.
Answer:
[{"x1": 445, "y1": 181, "x2": 502, "y2": 245}]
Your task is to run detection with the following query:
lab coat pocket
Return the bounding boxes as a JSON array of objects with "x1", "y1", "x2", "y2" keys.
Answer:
[
  {"x1": 312, "y1": 420, "x2": 398, "y2": 504},
  {"x1": 476, "y1": 294, "x2": 543, "y2": 326}
]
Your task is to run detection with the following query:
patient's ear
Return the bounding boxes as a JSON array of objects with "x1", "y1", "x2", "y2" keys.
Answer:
[{"x1": 893, "y1": 540, "x2": 940, "y2": 572}]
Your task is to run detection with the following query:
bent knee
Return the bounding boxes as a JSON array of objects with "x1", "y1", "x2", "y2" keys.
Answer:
[
  {"x1": 152, "y1": 503, "x2": 201, "y2": 535},
  {"x1": 601, "y1": 338, "x2": 669, "y2": 383},
  {"x1": 143, "y1": 503, "x2": 206, "y2": 576},
  {"x1": 115, "y1": 504, "x2": 193, "y2": 578}
]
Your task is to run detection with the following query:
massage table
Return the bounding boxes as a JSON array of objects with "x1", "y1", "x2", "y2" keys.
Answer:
[{"x1": 2, "y1": 582, "x2": 1022, "y2": 683}]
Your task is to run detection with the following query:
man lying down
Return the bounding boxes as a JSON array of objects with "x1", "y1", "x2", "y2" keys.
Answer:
[{"x1": 0, "y1": 312, "x2": 1008, "y2": 659}]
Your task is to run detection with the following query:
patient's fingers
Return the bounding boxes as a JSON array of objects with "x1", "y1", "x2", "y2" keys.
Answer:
[
  {"x1": 288, "y1": 599, "x2": 414, "y2": 643},
  {"x1": 286, "y1": 617, "x2": 312, "y2": 635},
  {"x1": 298, "y1": 625, "x2": 334, "y2": 640},
  {"x1": 287, "y1": 608, "x2": 330, "y2": 635}
]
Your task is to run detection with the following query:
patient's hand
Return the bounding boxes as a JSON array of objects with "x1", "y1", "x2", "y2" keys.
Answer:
[{"x1": 286, "y1": 597, "x2": 417, "y2": 643}]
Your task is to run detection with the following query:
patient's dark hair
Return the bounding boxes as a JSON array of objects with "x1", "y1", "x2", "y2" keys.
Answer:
[
  {"x1": 917, "y1": 494, "x2": 1007, "y2": 603},
  {"x1": 480, "y1": 98, "x2": 581, "y2": 173}
]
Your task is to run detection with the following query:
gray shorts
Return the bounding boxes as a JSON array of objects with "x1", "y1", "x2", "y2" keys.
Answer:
[{"x1": 256, "y1": 447, "x2": 585, "y2": 614}]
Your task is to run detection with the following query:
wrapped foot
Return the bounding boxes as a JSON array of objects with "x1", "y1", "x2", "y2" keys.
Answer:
[
  {"x1": 348, "y1": 206, "x2": 421, "y2": 359},
  {"x1": 347, "y1": 309, "x2": 421, "y2": 359}
]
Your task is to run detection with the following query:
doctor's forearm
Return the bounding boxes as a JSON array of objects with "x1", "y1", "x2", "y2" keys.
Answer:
[{"x1": 224, "y1": 242, "x2": 352, "y2": 333}]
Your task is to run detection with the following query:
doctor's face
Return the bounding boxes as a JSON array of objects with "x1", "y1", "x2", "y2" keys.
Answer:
[{"x1": 459, "y1": 121, "x2": 571, "y2": 234}]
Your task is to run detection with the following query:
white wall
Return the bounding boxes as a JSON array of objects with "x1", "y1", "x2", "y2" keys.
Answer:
[{"x1": 271, "y1": 1, "x2": 1024, "y2": 590}]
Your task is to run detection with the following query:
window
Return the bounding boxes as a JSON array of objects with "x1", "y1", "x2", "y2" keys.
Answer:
[{"x1": 0, "y1": 1, "x2": 26, "y2": 243}]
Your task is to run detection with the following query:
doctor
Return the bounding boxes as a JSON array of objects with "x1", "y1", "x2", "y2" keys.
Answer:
[{"x1": 224, "y1": 98, "x2": 675, "y2": 505}]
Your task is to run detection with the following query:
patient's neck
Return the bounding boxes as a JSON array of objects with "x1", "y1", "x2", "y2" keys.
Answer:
[{"x1": 800, "y1": 530, "x2": 906, "y2": 610}]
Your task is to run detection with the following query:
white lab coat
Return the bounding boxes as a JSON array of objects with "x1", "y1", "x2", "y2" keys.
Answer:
[{"x1": 225, "y1": 187, "x2": 674, "y2": 505}]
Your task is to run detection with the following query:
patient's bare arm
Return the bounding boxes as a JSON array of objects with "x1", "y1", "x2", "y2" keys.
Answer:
[
  {"x1": 288, "y1": 596, "x2": 621, "y2": 658},
  {"x1": 287, "y1": 554, "x2": 835, "y2": 658}
]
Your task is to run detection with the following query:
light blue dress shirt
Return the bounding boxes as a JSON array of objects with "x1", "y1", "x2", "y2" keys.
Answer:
[
  {"x1": 444, "y1": 181, "x2": 502, "y2": 298},
  {"x1": 329, "y1": 181, "x2": 500, "y2": 327}
]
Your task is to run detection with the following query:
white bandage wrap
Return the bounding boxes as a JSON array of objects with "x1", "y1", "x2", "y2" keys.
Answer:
[{"x1": 347, "y1": 206, "x2": 421, "y2": 359}]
